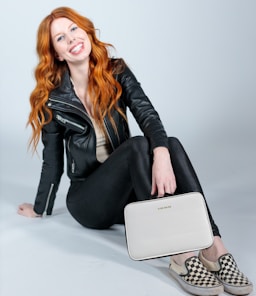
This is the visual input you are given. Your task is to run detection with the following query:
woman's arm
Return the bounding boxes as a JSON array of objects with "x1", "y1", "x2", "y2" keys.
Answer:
[
  {"x1": 118, "y1": 63, "x2": 176, "y2": 196},
  {"x1": 18, "y1": 117, "x2": 64, "y2": 217},
  {"x1": 151, "y1": 146, "x2": 177, "y2": 197},
  {"x1": 118, "y1": 64, "x2": 169, "y2": 151}
]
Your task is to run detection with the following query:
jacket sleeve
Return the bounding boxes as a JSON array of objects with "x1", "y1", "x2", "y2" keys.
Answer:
[
  {"x1": 119, "y1": 64, "x2": 169, "y2": 151},
  {"x1": 33, "y1": 118, "x2": 64, "y2": 215}
]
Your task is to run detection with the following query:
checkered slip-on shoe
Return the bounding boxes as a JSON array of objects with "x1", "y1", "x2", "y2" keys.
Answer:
[
  {"x1": 199, "y1": 252, "x2": 253, "y2": 295},
  {"x1": 169, "y1": 256, "x2": 224, "y2": 295}
]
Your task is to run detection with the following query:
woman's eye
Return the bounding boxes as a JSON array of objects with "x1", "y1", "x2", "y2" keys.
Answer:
[
  {"x1": 56, "y1": 35, "x2": 64, "y2": 42},
  {"x1": 71, "y1": 26, "x2": 78, "y2": 32}
]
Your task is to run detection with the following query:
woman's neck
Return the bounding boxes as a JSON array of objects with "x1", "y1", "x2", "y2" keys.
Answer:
[{"x1": 69, "y1": 64, "x2": 92, "y2": 116}]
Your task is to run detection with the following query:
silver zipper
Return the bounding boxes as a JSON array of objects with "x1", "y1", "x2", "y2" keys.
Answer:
[
  {"x1": 71, "y1": 161, "x2": 75, "y2": 173},
  {"x1": 67, "y1": 136, "x2": 71, "y2": 152},
  {"x1": 45, "y1": 183, "x2": 54, "y2": 212},
  {"x1": 49, "y1": 98, "x2": 91, "y2": 123},
  {"x1": 67, "y1": 136, "x2": 75, "y2": 173},
  {"x1": 56, "y1": 114, "x2": 85, "y2": 130},
  {"x1": 50, "y1": 97, "x2": 118, "y2": 150},
  {"x1": 103, "y1": 118, "x2": 115, "y2": 150}
]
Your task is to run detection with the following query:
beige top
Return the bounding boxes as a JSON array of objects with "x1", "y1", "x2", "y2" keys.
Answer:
[
  {"x1": 90, "y1": 117, "x2": 110, "y2": 163},
  {"x1": 69, "y1": 78, "x2": 110, "y2": 162}
]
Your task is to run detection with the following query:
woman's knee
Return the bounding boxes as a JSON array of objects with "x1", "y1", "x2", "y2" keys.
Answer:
[
  {"x1": 168, "y1": 137, "x2": 186, "y2": 154},
  {"x1": 127, "y1": 136, "x2": 150, "y2": 155},
  {"x1": 168, "y1": 136, "x2": 181, "y2": 147}
]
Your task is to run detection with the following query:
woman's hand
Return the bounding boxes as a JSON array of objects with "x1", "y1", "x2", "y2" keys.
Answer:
[
  {"x1": 17, "y1": 203, "x2": 41, "y2": 218},
  {"x1": 151, "y1": 147, "x2": 177, "y2": 197}
]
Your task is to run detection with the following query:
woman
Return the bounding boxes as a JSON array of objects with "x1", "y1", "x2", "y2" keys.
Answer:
[{"x1": 18, "y1": 7, "x2": 253, "y2": 296}]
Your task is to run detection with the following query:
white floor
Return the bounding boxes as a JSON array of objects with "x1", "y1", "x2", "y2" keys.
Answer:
[{"x1": 1, "y1": 140, "x2": 255, "y2": 296}]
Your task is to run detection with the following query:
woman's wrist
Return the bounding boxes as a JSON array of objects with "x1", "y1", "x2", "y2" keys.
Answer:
[
  {"x1": 153, "y1": 146, "x2": 169, "y2": 158},
  {"x1": 33, "y1": 209, "x2": 42, "y2": 218}
]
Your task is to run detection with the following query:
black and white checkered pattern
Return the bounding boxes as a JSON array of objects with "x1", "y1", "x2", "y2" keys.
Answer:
[
  {"x1": 181, "y1": 257, "x2": 221, "y2": 288},
  {"x1": 215, "y1": 253, "x2": 251, "y2": 286}
]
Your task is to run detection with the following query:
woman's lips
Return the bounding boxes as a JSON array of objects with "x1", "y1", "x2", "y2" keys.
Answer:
[{"x1": 70, "y1": 43, "x2": 83, "y2": 54}]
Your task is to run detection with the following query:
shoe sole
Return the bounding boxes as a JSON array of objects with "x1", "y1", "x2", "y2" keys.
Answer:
[
  {"x1": 169, "y1": 268, "x2": 224, "y2": 296},
  {"x1": 217, "y1": 278, "x2": 253, "y2": 296}
]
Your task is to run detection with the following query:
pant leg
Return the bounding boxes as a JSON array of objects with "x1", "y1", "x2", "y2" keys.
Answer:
[
  {"x1": 66, "y1": 136, "x2": 152, "y2": 229},
  {"x1": 66, "y1": 135, "x2": 220, "y2": 236},
  {"x1": 168, "y1": 137, "x2": 220, "y2": 236}
]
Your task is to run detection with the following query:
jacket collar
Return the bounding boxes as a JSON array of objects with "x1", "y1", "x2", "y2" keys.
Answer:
[{"x1": 50, "y1": 70, "x2": 82, "y2": 106}]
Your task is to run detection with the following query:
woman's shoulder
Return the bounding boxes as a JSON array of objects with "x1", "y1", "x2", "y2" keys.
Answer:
[
  {"x1": 110, "y1": 59, "x2": 138, "y2": 88},
  {"x1": 109, "y1": 58, "x2": 127, "y2": 74}
]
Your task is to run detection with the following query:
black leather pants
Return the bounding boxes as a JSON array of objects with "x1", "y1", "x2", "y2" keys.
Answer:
[{"x1": 67, "y1": 136, "x2": 220, "y2": 236}]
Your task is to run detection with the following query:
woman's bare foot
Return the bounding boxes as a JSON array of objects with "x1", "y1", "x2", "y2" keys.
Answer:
[
  {"x1": 170, "y1": 236, "x2": 228, "y2": 266},
  {"x1": 171, "y1": 251, "x2": 196, "y2": 266},
  {"x1": 201, "y1": 236, "x2": 228, "y2": 262}
]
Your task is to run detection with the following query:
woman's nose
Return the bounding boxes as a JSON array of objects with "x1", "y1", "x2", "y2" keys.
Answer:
[{"x1": 68, "y1": 36, "x2": 76, "y2": 44}]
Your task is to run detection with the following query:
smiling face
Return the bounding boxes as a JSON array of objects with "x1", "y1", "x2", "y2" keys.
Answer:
[{"x1": 50, "y1": 17, "x2": 92, "y2": 65}]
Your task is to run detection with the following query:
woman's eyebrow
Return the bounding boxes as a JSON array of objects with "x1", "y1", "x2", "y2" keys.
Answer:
[{"x1": 52, "y1": 22, "x2": 76, "y2": 38}]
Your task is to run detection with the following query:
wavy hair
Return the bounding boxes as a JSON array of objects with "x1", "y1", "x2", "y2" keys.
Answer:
[{"x1": 28, "y1": 6, "x2": 125, "y2": 152}]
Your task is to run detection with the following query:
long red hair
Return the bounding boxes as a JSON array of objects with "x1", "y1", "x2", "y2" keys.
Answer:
[{"x1": 28, "y1": 6, "x2": 125, "y2": 151}]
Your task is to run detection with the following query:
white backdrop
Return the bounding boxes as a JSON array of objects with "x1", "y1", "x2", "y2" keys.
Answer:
[{"x1": 0, "y1": 0, "x2": 255, "y2": 216}]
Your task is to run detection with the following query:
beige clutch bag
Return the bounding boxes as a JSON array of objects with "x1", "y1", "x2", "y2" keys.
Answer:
[{"x1": 124, "y1": 192, "x2": 213, "y2": 260}]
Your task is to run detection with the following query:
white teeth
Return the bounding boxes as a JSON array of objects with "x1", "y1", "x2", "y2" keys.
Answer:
[{"x1": 71, "y1": 44, "x2": 82, "y2": 53}]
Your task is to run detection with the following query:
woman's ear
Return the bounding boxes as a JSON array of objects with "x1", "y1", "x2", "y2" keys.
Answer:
[{"x1": 55, "y1": 52, "x2": 64, "y2": 61}]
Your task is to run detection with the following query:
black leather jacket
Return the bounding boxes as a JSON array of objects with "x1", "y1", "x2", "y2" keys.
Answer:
[{"x1": 33, "y1": 61, "x2": 168, "y2": 215}]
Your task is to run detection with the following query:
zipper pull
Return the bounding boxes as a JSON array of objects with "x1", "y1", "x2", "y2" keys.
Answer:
[
  {"x1": 56, "y1": 114, "x2": 66, "y2": 124},
  {"x1": 71, "y1": 161, "x2": 75, "y2": 173}
]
